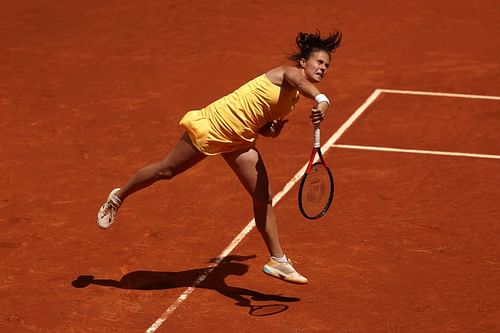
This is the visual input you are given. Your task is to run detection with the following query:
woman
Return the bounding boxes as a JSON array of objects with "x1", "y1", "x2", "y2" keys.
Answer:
[{"x1": 97, "y1": 31, "x2": 342, "y2": 284}]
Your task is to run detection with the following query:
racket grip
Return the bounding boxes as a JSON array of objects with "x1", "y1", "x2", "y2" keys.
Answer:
[{"x1": 313, "y1": 123, "x2": 320, "y2": 148}]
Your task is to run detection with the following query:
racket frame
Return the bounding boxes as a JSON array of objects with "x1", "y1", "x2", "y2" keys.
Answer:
[{"x1": 298, "y1": 124, "x2": 334, "y2": 219}]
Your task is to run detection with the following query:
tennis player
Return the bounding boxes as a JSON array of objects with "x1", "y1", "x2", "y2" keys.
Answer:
[{"x1": 97, "y1": 31, "x2": 342, "y2": 284}]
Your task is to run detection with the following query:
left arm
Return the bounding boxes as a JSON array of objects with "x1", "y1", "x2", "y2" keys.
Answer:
[{"x1": 259, "y1": 119, "x2": 289, "y2": 138}]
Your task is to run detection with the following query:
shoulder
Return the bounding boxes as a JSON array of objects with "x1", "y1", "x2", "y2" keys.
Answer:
[{"x1": 265, "y1": 66, "x2": 302, "y2": 88}]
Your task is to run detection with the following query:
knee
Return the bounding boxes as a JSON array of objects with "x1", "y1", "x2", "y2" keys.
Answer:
[
  {"x1": 252, "y1": 190, "x2": 273, "y2": 208},
  {"x1": 156, "y1": 164, "x2": 176, "y2": 180}
]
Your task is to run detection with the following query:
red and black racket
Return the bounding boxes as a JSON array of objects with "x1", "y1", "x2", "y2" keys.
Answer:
[{"x1": 298, "y1": 123, "x2": 334, "y2": 219}]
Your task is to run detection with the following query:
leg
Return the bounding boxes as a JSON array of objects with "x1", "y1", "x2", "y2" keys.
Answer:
[
  {"x1": 222, "y1": 147, "x2": 284, "y2": 258},
  {"x1": 98, "y1": 132, "x2": 206, "y2": 229},
  {"x1": 116, "y1": 132, "x2": 206, "y2": 202}
]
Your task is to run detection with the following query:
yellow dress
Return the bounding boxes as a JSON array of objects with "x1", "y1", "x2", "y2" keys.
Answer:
[{"x1": 179, "y1": 74, "x2": 300, "y2": 155}]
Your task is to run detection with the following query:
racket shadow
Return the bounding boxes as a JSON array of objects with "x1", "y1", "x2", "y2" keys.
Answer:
[{"x1": 72, "y1": 254, "x2": 300, "y2": 316}]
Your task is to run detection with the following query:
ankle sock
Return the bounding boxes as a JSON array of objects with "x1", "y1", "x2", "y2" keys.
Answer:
[{"x1": 271, "y1": 254, "x2": 288, "y2": 264}]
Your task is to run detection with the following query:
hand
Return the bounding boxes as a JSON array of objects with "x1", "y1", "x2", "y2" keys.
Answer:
[
  {"x1": 258, "y1": 119, "x2": 289, "y2": 137},
  {"x1": 310, "y1": 107, "x2": 326, "y2": 124}
]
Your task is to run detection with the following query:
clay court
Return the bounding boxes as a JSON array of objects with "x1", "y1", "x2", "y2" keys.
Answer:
[{"x1": 1, "y1": 1, "x2": 499, "y2": 332}]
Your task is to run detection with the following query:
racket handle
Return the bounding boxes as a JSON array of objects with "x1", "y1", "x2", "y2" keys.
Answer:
[{"x1": 313, "y1": 123, "x2": 320, "y2": 148}]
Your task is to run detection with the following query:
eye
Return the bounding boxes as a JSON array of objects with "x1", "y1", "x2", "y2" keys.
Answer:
[{"x1": 317, "y1": 59, "x2": 329, "y2": 68}]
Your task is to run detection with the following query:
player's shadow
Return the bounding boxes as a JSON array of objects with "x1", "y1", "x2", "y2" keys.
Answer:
[{"x1": 72, "y1": 255, "x2": 299, "y2": 316}]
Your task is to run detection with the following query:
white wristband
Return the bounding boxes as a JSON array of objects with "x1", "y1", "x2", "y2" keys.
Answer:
[{"x1": 314, "y1": 93, "x2": 330, "y2": 105}]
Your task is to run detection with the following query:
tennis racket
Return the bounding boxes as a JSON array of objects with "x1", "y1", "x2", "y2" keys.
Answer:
[{"x1": 298, "y1": 123, "x2": 334, "y2": 219}]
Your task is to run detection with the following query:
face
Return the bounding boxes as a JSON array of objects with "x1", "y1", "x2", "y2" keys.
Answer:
[{"x1": 300, "y1": 50, "x2": 331, "y2": 83}]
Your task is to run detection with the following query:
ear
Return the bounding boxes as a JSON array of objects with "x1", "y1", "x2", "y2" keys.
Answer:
[{"x1": 299, "y1": 58, "x2": 307, "y2": 68}]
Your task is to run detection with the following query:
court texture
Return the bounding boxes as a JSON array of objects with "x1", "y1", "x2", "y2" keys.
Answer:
[{"x1": 1, "y1": 1, "x2": 499, "y2": 332}]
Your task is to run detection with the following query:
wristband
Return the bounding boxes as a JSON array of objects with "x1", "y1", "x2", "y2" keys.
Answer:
[{"x1": 314, "y1": 93, "x2": 330, "y2": 105}]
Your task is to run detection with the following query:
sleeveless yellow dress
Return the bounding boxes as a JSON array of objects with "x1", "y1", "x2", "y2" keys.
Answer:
[{"x1": 179, "y1": 74, "x2": 300, "y2": 155}]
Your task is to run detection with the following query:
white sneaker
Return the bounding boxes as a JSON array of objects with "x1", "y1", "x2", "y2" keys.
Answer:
[
  {"x1": 97, "y1": 188, "x2": 121, "y2": 229},
  {"x1": 263, "y1": 257, "x2": 308, "y2": 284}
]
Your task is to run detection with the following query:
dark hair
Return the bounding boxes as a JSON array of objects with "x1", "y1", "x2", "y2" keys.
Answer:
[{"x1": 289, "y1": 30, "x2": 342, "y2": 65}]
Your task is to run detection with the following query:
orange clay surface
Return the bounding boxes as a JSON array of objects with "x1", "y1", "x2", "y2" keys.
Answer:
[{"x1": 1, "y1": 1, "x2": 500, "y2": 332}]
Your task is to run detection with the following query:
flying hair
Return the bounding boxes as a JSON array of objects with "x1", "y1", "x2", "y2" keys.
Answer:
[{"x1": 289, "y1": 30, "x2": 342, "y2": 65}]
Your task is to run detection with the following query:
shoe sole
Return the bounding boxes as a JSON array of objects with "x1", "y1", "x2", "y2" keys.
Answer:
[{"x1": 263, "y1": 265, "x2": 308, "y2": 285}]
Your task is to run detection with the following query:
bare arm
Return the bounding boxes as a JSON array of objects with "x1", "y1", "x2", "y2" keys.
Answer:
[
  {"x1": 266, "y1": 65, "x2": 330, "y2": 123},
  {"x1": 282, "y1": 66, "x2": 329, "y2": 123},
  {"x1": 282, "y1": 66, "x2": 321, "y2": 98},
  {"x1": 258, "y1": 119, "x2": 289, "y2": 138}
]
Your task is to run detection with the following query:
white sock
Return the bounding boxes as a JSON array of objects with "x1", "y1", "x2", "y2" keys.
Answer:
[{"x1": 271, "y1": 254, "x2": 288, "y2": 264}]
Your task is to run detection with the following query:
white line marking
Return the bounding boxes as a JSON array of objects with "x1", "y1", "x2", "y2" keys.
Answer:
[
  {"x1": 323, "y1": 90, "x2": 383, "y2": 150},
  {"x1": 273, "y1": 89, "x2": 383, "y2": 199},
  {"x1": 379, "y1": 89, "x2": 500, "y2": 101},
  {"x1": 147, "y1": 87, "x2": 499, "y2": 331},
  {"x1": 146, "y1": 221, "x2": 256, "y2": 333},
  {"x1": 333, "y1": 144, "x2": 500, "y2": 160},
  {"x1": 145, "y1": 90, "x2": 382, "y2": 333}
]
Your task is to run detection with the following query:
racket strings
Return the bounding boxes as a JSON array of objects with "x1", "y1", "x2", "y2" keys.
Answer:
[{"x1": 300, "y1": 164, "x2": 332, "y2": 217}]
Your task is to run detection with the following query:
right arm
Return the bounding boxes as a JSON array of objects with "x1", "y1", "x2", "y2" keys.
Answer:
[
  {"x1": 282, "y1": 66, "x2": 321, "y2": 98},
  {"x1": 267, "y1": 66, "x2": 330, "y2": 123},
  {"x1": 283, "y1": 67, "x2": 329, "y2": 123}
]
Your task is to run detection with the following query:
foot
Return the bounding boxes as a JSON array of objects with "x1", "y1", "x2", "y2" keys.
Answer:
[
  {"x1": 97, "y1": 188, "x2": 121, "y2": 229},
  {"x1": 263, "y1": 257, "x2": 308, "y2": 284}
]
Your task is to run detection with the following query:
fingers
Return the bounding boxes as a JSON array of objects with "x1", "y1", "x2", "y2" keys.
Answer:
[
  {"x1": 310, "y1": 108, "x2": 325, "y2": 124},
  {"x1": 274, "y1": 118, "x2": 289, "y2": 127},
  {"x1": 271, "y1": 118, "x2": 288, "y2": 137}
]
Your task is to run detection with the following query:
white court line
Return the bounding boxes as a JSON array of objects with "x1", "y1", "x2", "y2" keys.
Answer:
[
  {"x1": 146, "y1": 221, "x2": 256, "y2": 333},
  {"x1": 333, "y1": 144, "x2": 500, "y2": 160},
  {"x1": 147, "y1": 87, "x2": 499, "y2": 332},
  {"x1": 331, "y1": 89, "x2": 500, "y2": 159},
  {"x1": 145, "y1": 89, "x2": 382, "y2": 333},
  {"x1": 380, "y1": 89, "x2": 500, "y2": 101}
]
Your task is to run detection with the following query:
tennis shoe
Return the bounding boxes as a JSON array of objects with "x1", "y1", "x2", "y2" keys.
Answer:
[
  {"x1": 97, "y1": 188, "x2": 121, "y2": 229},
  {"x1": 263, "y1": 257, "x2": 308, "y2": 284}
]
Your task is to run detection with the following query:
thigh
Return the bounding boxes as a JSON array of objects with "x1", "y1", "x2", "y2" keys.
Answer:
[
  {"x1": 222, "y1": 147, "x2": 272, "y2": 199},
  {"x1": 160, "y1": 132, "x2": 207, "y2": 176}
]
